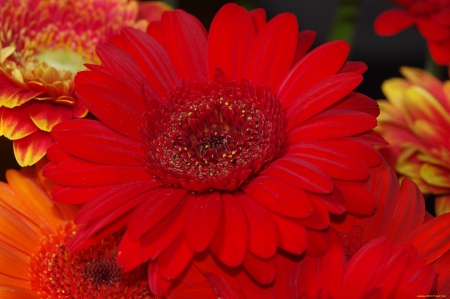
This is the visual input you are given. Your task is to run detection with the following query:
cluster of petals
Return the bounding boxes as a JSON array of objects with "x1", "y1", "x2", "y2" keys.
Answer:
[
  {"x1": 0, "y1": 163, "x2": 154, "y2": 299},
  {"x1": 0, "y1": 0, "x2": 170, "y2": 166},
  {"x1": 374, "y1": 0, "x2": 450, "y2": 65},
  {"x1": 44, "y1": 3, "x2": 386, "y2": 296},
  {"x1": 165, "y1": 161, "x2": 450, "y2": 298},
  {"x1": 376, "y1": 66, "x2": 450, "y2": 215}
]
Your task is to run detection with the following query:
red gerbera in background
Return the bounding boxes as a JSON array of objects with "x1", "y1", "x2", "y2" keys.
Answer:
[
  {"x1": 374, "y1": 0, "x2": 450, "y2": 65},
  {"x1": 167, "y1": 161, "x2": 450, "y2": 298},
  {"x1": 44, "y1": 3, "x2": 385, "y2": 295}
]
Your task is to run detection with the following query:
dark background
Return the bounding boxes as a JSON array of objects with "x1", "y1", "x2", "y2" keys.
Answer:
[{"x1": 0, "y1": 0, "x2": 443, "y2": 215}]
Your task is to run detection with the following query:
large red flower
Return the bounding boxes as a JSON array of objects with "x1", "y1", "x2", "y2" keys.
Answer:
[
  {"x1": 44, "y1": 3, "x2": 385, "y2": 295},
  {"x1": 374, "y1": 0, "x2": 450, "y2": 65}
]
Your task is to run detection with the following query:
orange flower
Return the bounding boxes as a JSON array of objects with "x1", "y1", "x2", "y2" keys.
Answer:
[
  {"x1": 376, "y1": 66, "x2": 450, "y2": 216},
  {"x1": 0, "y1": 162, "x2": 156, "y2": 298},
  {"x1": 0, "y1": 0, "x2": 171, "y2": 167}
]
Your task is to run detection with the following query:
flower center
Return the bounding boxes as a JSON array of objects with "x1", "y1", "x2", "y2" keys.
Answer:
[
  {"x1": 142, "y1": 71, "x2": 284, "y2": 192},
  {"x1": 35, "y1": 49, "x2": 87, "y2": 73},
  {"x1": 29, "y1": 224, "x2": 154, "y2": 298}
]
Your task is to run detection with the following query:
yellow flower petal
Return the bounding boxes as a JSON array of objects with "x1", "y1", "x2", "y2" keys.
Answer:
[{"x1": 420, "y1": 163, "x2": 450, "y2": 188}]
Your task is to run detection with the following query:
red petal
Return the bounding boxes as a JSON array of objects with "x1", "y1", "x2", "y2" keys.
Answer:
[
  {"x1": 29, "y1": 101, "x2": 73, "y2": 132},
  {"x1": 339, "y1": 61, "x2": 368, "y2": 74},
  {"x1": 262, "y1": 157, "x2": 334, "y2": 194},
  {"x1": 374, "y1": 9, "x2": 414, "y2": 35},
  {"x1": 146, "y1": 21, "x2": 164, "y2": 46},
  {"x1": 249, "y1": 8, "x2": 266, "y2": 34},
  {"x1": 0, "y1": 83, "x2": 42, "y2": 107},
  {"x1": 111, "y1": 27, "x2": 179, "y2": 104},
  {"x1": 431, "y1": 250, "x2": 450, "y2": 294},
  {"x1": 285, "y1": 73, "x2": 363, "y2": 131},
  {"x1": 334, "y1": 180, "x2": 376, "y2": 216},
  {"x1": 95, "y1": 43, "x2": 148, "y2": 95},
  {"x1": 128, "y1": 188, "x2": 187, "y2": 237},
  {"x1": 210, "y1": 193, "x2": 248, "y2": 267},
  {"x1": 297, "y1": 199, "x2": 330, "y2": 231},
  {"x1": 282, "y1": 141, "x2": 370, "y2": 181},
  {"x1": 45, "y1": 144, "x2": 72, "y2": 164},
  {"x1": 75, "y1": 179, "x2": 164, "y2": 224},
  {"x1": 242, "y1": 176, "x2": 313, "y2": 219},
  {"x1": 242, "y1": 252, "x2": 276, "y2": 285},
  {"x1": 158, "y1": 234, "x2": 194, "y2": 280},
  {"x1": 139, "y1": 198, "x2": 187, "y2": 261},
  {"x1": 52, "y1": 119, "x2": 144, "y2": 166},
  {"x1": 235, "y1": 192, "x2": 278, "y2": 259},
  {"x1": 204, "y1": 272, "x2": 242, "y2": 299},
  {"x1": 161, "y1": 9, "x2": 208, "y2": 81},
  {"x1": 1, "y1": 104, "x2": 38, "y2": 139},
  {"x1": 308, "y1": 188, "x2": 347, "y2": 215},
  {"x1": 399, "y1": 212, "x2": 450, "y2": 265},
  {"x1": 416, "y1": 17, "x2": 450, "y2": 42},
  {"x1": 322, "y1": 138, "x2": 382, "y2": 168},
  {"x1": 331, "y1": 92, "x2": 380, "y2": 117},
  {"x1": 284, "y1": 110, "x2": 377, "y2": 145},
  {"x1": 13, "y1": 130, "x2": 53, "y2": 167},
  {"x1": 277, "y1": 40, "x2": 350, "y2": 108},
  {"x1": 52, "y1": 184, "x2": 110, "y2": 204},
  {"x1": 297, "y1": 228, "x2": 343, "y2": 297},
  {"x1": 304, "y1": 228, "x2": 330, "y2": 257},
  {"x1": 116, "y1": 231, "x2": 142, "y2": 271},
  {"x1": 148, "y1": 260, "x2": 173, "y2": 296},
  {"x1": 292, "y1": 30, "x2": 317, "y2": 66},
  {"x1": 271, "y1": 212, "x2": 307, "y2": 254},
  {"x1": 43, "y1": 158, "x2": 153, "y2": 186},
  {"x1": 428, "y1": 39, "x2": 450, "y2": 65},
  {"x1": 74, "y1": 82, "x2": 144, "y2": 141},
  {"x1": 184, "y1": 192, "x2": 222, "y2": 252},
  {"x1": 208, "y1": 3, "x2": 254, "y2": 82},
  {"x1": 244, "y1": 13, "x2": 298, "y2": 91}
]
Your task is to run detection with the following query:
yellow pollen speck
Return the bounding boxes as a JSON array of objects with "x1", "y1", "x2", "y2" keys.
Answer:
[
  {"x1": 188, "y1": 112, "x2": 192, "y2": 116},
  {"x1": 247, "y1": 117, "x2": 252, "y2": 120},
  {"x1": 222, "y1": 154, "x2": 226, "y2": 158},
  {"x1": 225, "y1": 102, "x2": 229, "y2": 106},
  {"x1": 232, "y1": 151, "x2": 236, "y2": 155}
]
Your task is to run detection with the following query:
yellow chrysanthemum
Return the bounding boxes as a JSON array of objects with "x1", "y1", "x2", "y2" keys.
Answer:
[
  {"x1": 0, "y1": 162, "x2": 157, "y2": 298},
  {"x1": 376, "y1": 66, "x2": 450, "y2": 216},
  {"x1": 0, "y1": 0, "x2": 171, "y2": 167}
]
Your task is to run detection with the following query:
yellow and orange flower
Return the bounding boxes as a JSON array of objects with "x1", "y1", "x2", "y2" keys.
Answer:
[
  {"x1": 0, "y1": 162, "x2": 156, "y2": 298},
  {"x1": 0, "y1": 0, "x2": 171, "y2": 167},
  {"x1": 376, "y1": 66, "x2": 450, "y2": 216}
]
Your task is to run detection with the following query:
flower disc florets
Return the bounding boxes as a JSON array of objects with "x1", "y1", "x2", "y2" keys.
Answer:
[{"x1": 143, "y1": 73, "x2": 284, "y2": 192}]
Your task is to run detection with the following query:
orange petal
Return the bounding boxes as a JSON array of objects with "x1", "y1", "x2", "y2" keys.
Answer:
[
  {"x1": 381, "y1": 77, "x2": 410, "y2": 109},
  {"x1": 29, "y1": 101, "x2": 73, "y2": 132},
  {"x1": 5, "y1": 169, "x2": 65, "y2": 231},
  {"x1": 0, "y1": 286, "x2": 39, "y2": 299},
  {"x1": 0, "y1": 205, "x2": 40, "y2": 254},
  {"x1": 0, "y1": 105, "x2": 38, "y2": 140},
  {"x1": 0, "y1": 245, "x2": 29, "y2": 280},
  {"x1": 412, "y1": 119, "x2": 448, "y2": 146},
  {"x1": 400, "y1": 66, "x2": 447, "y2": 103},
  {"x1": 0, "y1": 273, "x2": 31, "y2": 291},
  {"x1": 13, "y1": 130, "x2": 53, "y2": 166},
  {"x1": 435, "y1": 195, "x2": 450, "y2": 216}
]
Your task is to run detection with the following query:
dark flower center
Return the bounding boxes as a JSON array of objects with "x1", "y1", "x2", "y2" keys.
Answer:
[
  {"x1": 29, "y1": 224, "x2": 153, "y2": 298},
  {"x1": 142, "y1": 71, "x2": 284, "y2": 192}
]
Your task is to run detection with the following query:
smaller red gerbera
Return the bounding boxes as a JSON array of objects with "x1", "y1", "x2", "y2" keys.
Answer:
[
  {"x1": 374, "y1": 0, "x2": 450, "y2": 65},
  {"x1": 331, "y1": 159, "x2": 450, "y2": 294}
]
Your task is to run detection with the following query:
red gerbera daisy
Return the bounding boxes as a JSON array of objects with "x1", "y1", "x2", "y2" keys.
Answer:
[
  {"x1": 44, "y1": 3, "x2": 385, "y2": 295},
  {"x1": 374, "y1": 0, "x2": 450, "y2": 65},
  {"x1": 167, "y1": 162, "x2": 450, "y2": 299},
  {"x1": 332, "y1": 160, "x2": 450, "y2": 294}
]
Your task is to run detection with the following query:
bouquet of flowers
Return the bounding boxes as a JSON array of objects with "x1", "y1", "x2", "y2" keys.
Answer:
[{"x1": 0, "y1": 0, "x2": 449, "y2": 298}]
